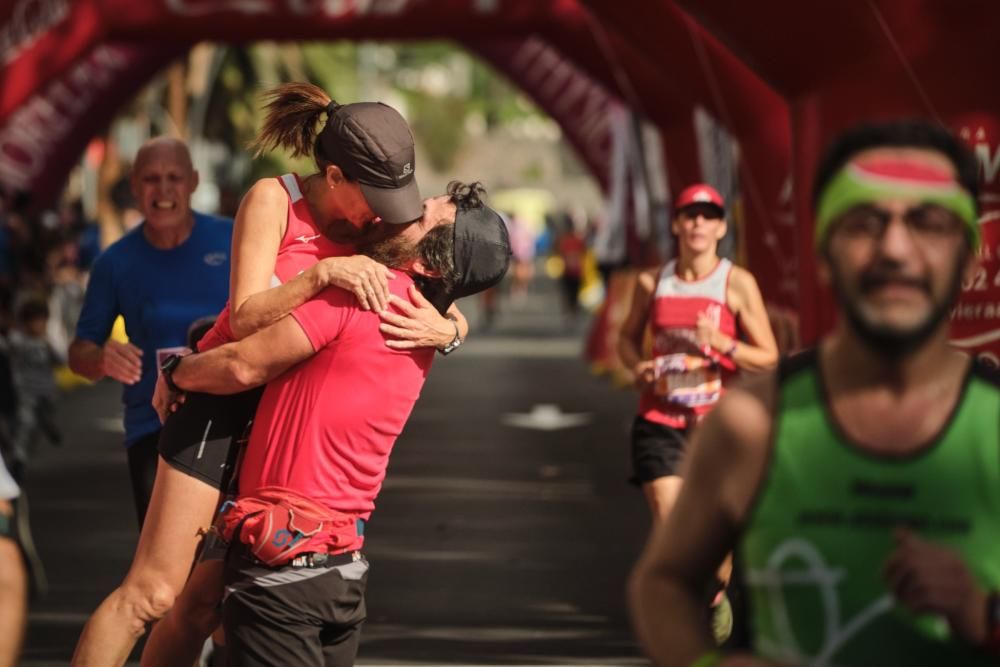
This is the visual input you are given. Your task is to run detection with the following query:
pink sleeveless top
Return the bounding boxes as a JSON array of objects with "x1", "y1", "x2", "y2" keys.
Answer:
[
  {"x1": 638, "y1": 258, "x2": 738, "y2": 429},
  {"x1": 198, "y1": 174, "x2": 351, "y2": 351}
]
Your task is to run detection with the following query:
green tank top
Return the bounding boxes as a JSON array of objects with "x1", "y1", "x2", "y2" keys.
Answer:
[{"x1": 739, "y1": 350, "x2": 1000, "y2": 666}]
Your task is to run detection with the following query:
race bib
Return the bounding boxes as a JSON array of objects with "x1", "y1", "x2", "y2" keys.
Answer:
[{"x1": 653, "y1": 353, "x2": 721, "y2": 408}]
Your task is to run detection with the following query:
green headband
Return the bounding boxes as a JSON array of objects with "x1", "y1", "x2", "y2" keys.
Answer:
[{"x1": 815, "y1": 161, "x2": 980, "y2": 249}]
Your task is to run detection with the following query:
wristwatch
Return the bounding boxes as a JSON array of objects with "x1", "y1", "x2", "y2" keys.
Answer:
[
  {"x1": 160, "y1": 353, "x2": 184, "y2": 393},
  {"x1": 438, "y1": 315, "x2": 463, "y2": 356}
]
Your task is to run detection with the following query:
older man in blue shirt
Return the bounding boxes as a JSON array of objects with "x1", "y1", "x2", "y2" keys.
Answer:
[{"x1": 70, "y1": 137, "x2": 232, "y2": 526}]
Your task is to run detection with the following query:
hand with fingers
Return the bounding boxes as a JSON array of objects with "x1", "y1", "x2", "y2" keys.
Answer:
[
  {"x1": 378, "y1": 285, "x2": 457, "y2": 350},
  {"x1": 883, "y1": 527, "x2": 989, "y2": 644},
  {"x1": 152, "y1": 374, "x2": 186, "y2": 423},
  {"x1": 697, "y1": 311, "x2": 733, "y2": 355},
  {"x1": 102, "y1": 340, "x2": 143, "y2": 385},
  {"x1": 316, "y1": 255, "x2": 395, "y2": 312},
  {"x1": 633, "y1": 359, "x2": 657, "y2": 390}
]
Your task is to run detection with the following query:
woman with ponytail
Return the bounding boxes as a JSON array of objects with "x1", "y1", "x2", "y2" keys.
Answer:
[{"x1": 71, "y1": 83, "x2": 469, "y2": 667}]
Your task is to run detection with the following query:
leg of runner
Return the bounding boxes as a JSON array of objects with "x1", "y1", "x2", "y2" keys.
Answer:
[
  {"x1": 0, "y1": 500, "x2": 26, "y2": 667},
  {"x1": 641, "y1": 475, "x2": 683, "y2": 524},
  {"x1": 140, "y1": 560, "x2": 226, "y2": 667},
  {"x1": 70, "y1": 460, "x2": 220, "y2": 666},
  {"x1": 643, "y1": 475, "x2": 734, "y2": 644},
  {"x1": 126, "y1": 432, "x2": 161, "y2": 528}
]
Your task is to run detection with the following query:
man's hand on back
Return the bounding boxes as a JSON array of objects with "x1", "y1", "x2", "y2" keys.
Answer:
[
  {"x1": 101, "y1": 340, "x2": 142, "y2": 385},
  {"x1": 379, "y1": 285, "x2": 455, "y2": 350}
]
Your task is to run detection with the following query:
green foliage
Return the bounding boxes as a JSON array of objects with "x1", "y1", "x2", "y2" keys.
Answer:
[
  {"x1": 300, "y1": 42, "x2": 360, "y2": 102},
  {"x1": 194, "y1": 40, "x2": 559, "y2": 189},
  {"x1": 520, "y1": 161, "x2": 544, "y2": 183},
  {"x1": 404, "y1": 92, "x2": 467, "y2": 171}
]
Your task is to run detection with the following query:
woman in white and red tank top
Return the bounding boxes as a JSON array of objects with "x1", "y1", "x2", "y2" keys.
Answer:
[
  {"x1": 73, "y1": 83, "x2": 469, "y2": 666},
  {"x1": 617, "y1": 184, "x2": 778, "y2": 639},
  {"x1": 618, "y1": 184, "x2": 778, "y2": 523}
]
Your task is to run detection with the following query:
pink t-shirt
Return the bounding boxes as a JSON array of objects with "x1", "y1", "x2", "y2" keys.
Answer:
[
  {"x1": 237, "y1": 275, "x2": 435, "y2": 550},
  {"x1": 199, "y1": 173, "x2": 350, "y2": 351}
]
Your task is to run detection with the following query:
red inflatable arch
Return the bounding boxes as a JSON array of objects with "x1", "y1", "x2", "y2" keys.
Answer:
[
  {"x1": 4, "y1": 0, "x2": 1000, "y2": 352},
  {"x1": 678, "y1": 0, "x2": 1000, "y2": 356}
]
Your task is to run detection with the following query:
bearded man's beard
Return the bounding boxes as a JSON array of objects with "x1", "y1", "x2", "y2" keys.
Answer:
[
  {"x1": 360, "y1": 232, "x2": 418, "y2": 269},
  {"x1": 829, "y1": 258, "x2": 965, "y2": 358}
]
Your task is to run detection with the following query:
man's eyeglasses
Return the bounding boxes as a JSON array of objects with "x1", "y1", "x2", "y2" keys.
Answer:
[{"x1": 832, "y1": 203, "x2": 965, "y2": 243}]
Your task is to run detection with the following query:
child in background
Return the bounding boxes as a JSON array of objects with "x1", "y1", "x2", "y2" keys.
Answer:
[{"x1": 9, "y1": 299, "x2": 62, "y2": 477}]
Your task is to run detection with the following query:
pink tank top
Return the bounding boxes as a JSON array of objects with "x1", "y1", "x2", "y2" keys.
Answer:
[
  {"x1": 638, "y1": 258, "x2": 738, "y2": 429},
  {"x1": 198, "y1": 174, "x2": 351, "y2": 351}
]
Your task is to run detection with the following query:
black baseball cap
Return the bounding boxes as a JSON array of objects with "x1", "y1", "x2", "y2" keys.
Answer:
[
  {"x1": 320, "y1": 101, "x2": 422, "y2": 224},
  {"x1": 424, "y1": 205, "x2": 512, "y2": 314}
]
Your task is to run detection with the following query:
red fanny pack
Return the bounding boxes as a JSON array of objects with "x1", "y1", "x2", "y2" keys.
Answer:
[{"x1": 219, "y1": 486, "x2": 360, "y2": 566}]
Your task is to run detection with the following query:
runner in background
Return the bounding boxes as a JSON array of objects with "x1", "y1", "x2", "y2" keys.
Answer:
[
  {"x1": 630, "y1": 119, "x2": 1000, "y2": 667},
  {"x1": 618, "y1": 184, "x2": 778, "y2": 641},
  {"x1": 68, "y1": 137, "x2": 233, "y2": 527}
]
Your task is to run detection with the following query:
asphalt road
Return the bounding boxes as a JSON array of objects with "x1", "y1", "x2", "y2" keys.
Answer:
[{"x1": 18, "y1": 278, "x2": 650, "y2": 666}]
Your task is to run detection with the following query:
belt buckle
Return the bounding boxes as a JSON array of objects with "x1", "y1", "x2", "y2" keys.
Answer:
[{"x1": 289, "y1": 552, "x2": 328, "y2": 568}]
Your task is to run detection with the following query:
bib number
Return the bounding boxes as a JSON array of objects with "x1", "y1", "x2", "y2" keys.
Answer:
[{"x1": 653, "y1": 354, "x2": 721, "y2": 408}]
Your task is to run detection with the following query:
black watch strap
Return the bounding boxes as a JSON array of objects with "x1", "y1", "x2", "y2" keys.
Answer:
[{"x1": 160, "y1": 353, "x2": 184, "y2": 393}]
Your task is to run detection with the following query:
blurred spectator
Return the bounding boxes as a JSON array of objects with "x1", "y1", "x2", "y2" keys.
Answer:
[
  {"x1": 9, "y1": 299, "x2": 62, "y2": 479},
  {"x1": 44, "y1": 233, "x2": 87, "y2": 361},
  {"x1": 554, "y1": 212, "x2": 588, "y2": 327},
  {"x1": 110, "y1": 174, "x2": 144, "y2": 231},
  {"x1": 505, "y1": 211, "x2": 536, "y2": 304},
  {"x1": 57, "y1": 200, "x2": 101, "y2": 271}
]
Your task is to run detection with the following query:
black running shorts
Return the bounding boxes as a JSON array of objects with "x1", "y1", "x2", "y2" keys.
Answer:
[
  {"x1": 223, "y1": 548, "x2": 369, "y2": 667},
  {"x1": 158, "y1": 388, "x2": 265, "y2": 490},
  {"x1": 629, "y1": 415, "x2": 690, "y2": 485}
]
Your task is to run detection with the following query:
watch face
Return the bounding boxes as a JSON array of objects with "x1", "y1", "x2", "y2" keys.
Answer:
[{"x1": 157, "y1": 347, "x2": 190, "y2": 377}]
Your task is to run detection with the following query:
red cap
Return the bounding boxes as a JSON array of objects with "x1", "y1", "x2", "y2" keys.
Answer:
[{"x1": 675, "y1": 184, "x2": 725, "y2": 214}]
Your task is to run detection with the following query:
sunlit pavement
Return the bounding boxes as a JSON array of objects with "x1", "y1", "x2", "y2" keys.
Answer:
[{"x1": 20, "y1": 276, "x2": 649, "y2": 665}]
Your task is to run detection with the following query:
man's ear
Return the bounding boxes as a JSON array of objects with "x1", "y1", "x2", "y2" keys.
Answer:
[
  {"x1": 324, "y1": 165, "x2": 347, "y2": 187},
  {"x1": 410, "y1": 258, "x2": 442, "y2": 278},
  {"x1": 191, "y1": 169, "x2": 200, "y2": 193}
]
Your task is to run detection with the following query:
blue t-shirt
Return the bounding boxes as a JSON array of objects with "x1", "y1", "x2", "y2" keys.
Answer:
[{"x1": 75, "y1": 212, "x2": 232, "y2": 446}]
